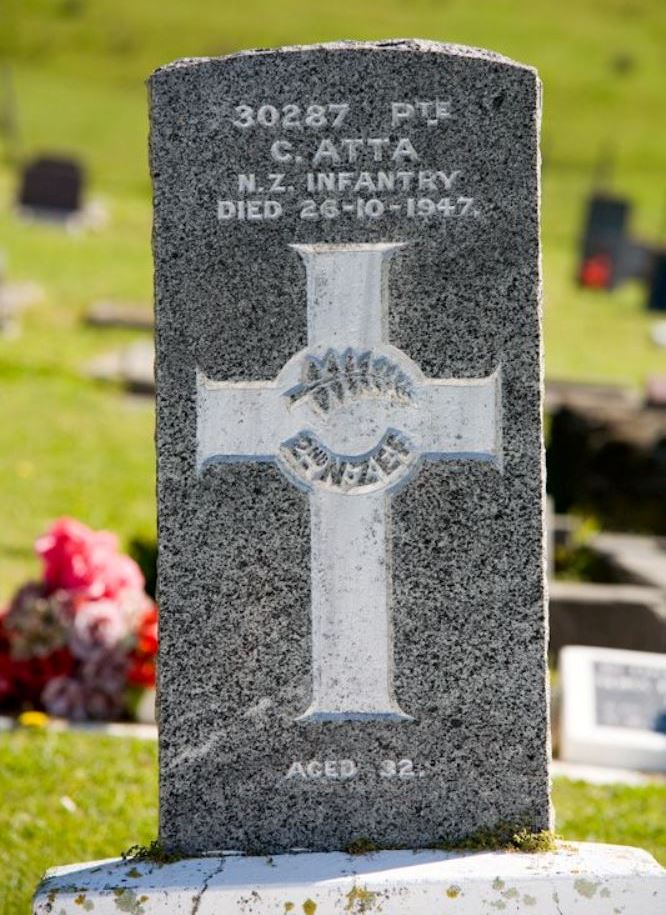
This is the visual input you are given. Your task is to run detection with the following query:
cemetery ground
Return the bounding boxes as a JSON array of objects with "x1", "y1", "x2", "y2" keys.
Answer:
[{"x1": 0, "y1": 729, "x2": 665, "y2": 913}]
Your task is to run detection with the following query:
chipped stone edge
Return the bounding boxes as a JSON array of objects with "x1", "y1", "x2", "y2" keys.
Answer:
[{"x1": 148, "y1": 39, "x2": 538, "y2": 84}]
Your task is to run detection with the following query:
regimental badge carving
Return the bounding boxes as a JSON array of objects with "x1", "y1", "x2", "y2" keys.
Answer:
[
  {"x1": 196, "y1": 241, "x2": 502, "y2": 722},
  {"x1": 280, "y1": 429, "x2": 414, "y2": 493},
  {"x1": 287, "y1": 348, "x2": 414, "y2": 416}
]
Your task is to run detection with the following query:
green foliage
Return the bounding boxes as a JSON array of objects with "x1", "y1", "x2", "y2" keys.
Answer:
[
  {"x1": 0, "y1": 177, "x2": 156, "y2": 596},
  {"x1": 0, "y1": 15, "x2": 662, "y2": 914},
  {"x1": 554, "y1": 543, "x2": 618, "y2": 582},
  {"x1": 1, "y1": 729, "x2": 664, "y2": 912},
  {"x1": 510, "y1": 828, "x2": 560, "y2": 853},
  {"x1": 553, "y1": 777, "x2": 666, "y2": 866},
  {"x1": 128, "y1": 537, "x2": 157, "y2": 600},
  {"x1": 553, "y1": 518, "x2": 619, "y2": 582}
]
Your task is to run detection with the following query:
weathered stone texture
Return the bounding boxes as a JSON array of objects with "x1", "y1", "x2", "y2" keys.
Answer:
[{"x1": 150, "y1": 40, "x2": 549, "y2": 854}]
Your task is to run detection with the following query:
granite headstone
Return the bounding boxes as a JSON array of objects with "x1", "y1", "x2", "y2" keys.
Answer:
[{"x1": 150, "y1": 39, "x2": 549, "y2": 855}]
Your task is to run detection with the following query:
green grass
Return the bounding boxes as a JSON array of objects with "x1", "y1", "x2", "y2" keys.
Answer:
[
  {"x1": 0, "y1": 1, "x2": 665, "y2": 592},
  {"x1": 554, "y1": 777, "x2": 666, "y2": 866},
  {"x1": 0, "y1": 730, "x2": 664, "y2": 914},
  {"x1": 0, "y1": 730, "x2": 157, "y2": 915}
]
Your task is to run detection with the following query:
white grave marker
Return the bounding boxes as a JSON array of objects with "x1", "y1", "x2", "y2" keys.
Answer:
[{"x1": 560, "y1": 645, "x2": 666, "y2": 772}]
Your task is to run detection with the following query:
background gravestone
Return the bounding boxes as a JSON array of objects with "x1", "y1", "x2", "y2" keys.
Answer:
[
  {"x1": 17, "y1": 155, "x2": 84, "y2": 216},
  {"x1": 560, "y1": 645, "x2": 666, "y2": 771},
  {"x1": 150, "y1": 40, "x2": 549, "y2": 854}
]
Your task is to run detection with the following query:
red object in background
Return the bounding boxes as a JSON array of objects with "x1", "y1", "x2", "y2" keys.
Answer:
[
  {"x1": 580, "y1": 253, "x2": 613, "y2": 289},
  {"x1": 10, "y1": 649, "x2": 76, "y2": 703},
  {"x1": 127, "y1": 603, "x2": 158, "y2": 688},
  {"x1": 0, "y1": 625, "x2": 14, "y2": 703},
  {"x1": 127, "y1": 656, "x2": 156, "y2": 688},
  {"x1": 1, "y1": 518, "x2": 158, "y2": 717},
  {"x1": 0, "y1": 628, "x2": 75, "y2": 707},
  {"x1": 36, "y1": 517, "x2": 145, "y2": 601}
]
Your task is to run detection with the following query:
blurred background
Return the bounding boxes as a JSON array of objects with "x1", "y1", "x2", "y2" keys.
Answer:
[
  {"x1": 0, "y1": 2, "x2": 665, "y2": 909},
  {"x1": 0, "y1": 0, "x2": 665, "y2": 592}
]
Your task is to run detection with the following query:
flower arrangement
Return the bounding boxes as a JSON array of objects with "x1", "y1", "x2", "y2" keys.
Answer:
[{"x1": 0, "y1": 518, "x2": 157, "y2": 722}]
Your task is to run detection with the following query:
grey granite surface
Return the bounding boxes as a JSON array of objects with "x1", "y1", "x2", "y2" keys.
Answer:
[{"x1": 150, "y1": 39, "x2": 549, "y2": 854}]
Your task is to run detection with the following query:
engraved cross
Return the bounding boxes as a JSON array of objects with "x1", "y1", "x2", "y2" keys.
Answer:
[{"x1": 197, "y1": 243, "x2": 501, "y2": 721}]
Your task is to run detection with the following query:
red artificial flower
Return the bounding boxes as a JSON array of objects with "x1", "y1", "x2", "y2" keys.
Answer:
[
  {"x1": 127, "y1": 656, "x2": 156, "y2": 688},
  {"x1": 9, "y1": 648, "x2": 75, "y2": 706},
  {"x1": 0, "y1": 614, "x2": 15, "y2": 703},
  {"x1": 0, "y1": 652, "x2": 15, "y2": 704},
  {"x1": 127, "y1": 602, "x2": 158, "y2": 688},
  {"x1": 0, "y1": 613, "x2": 11, "y2": 653},
  {"x1": 136, "y1": 603, "x2": 158, "y2": 656},
  {"x1": 35, "y1": 517, "x2": 145, "y2": 601}
]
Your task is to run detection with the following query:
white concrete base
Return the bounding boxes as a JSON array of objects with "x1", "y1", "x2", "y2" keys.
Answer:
[{"x1": 34, "y1": 842, "x2": 664, "y2": 914}]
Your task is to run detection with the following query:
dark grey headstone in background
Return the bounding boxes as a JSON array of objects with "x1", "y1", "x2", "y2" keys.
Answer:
[
  {"x1": 18, "y1": 155, "x2": 84, "y2": 215},
  {"x1": 150, "y1": 39, "x2": 549, "y2": 855}
]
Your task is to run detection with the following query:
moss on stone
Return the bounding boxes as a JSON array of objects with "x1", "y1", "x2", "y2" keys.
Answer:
[
  {"x1": 344, "y1": 837, "x2": 380, "y2": 855},
  {"x1": 439, "y1": 824, "x2": 560, "y2": 854},
  {"x1": 121, "y1": 839, "x2": 183, "y2": 866}
]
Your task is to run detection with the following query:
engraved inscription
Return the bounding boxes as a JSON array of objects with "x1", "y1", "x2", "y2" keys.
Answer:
[
  {"x1": 280, "y1": 430, "x2": 414, "y2": 494},
  {"x1": 284, "y1": 758, "x2": 426, "y2": 781},
  {"x1": 232, "y1": 102, "x2": 350, "y2": 130},
  {"x1": 285, "y1": 759, "x2": 358, "y2": 780},
  {"x1": 216, "y1": 96, "x2": 481, "y2": 222},
  {"x1": 287, "y1": 348, "x2": 414, "y2": 416},
  {"x1": 391, "y1": 99, "x2": 452, "y2": 126}
]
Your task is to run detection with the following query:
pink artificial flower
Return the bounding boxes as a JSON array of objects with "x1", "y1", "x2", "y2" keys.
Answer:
[
  {"x1": 69, "y1": 600, "x2": 132, "y2": 660},
  {"x1": 101, "y1": 552, "x2": 146, "y2": 601},
  {"x1": 35, "y1": 518, "x2": 144, "y2": 601}
]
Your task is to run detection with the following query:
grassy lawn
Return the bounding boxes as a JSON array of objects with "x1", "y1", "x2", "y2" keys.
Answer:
[
  {"x1": 0, "y1": 1, "x2": 664, "y2": 594},
  {"x1": 0, "y1": 731, "x2": 157, "y2": 915},
  {"x1": 0, "y1": 730, "x2": 664, "y2": 914}
]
